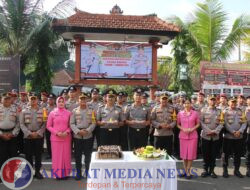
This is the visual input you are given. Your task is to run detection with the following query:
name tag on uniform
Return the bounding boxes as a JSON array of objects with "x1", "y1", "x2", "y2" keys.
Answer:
[
  {"x1": 108, "y1": 129, "x2": 113, "y2": 131},
  {"x1": 136, "y1": 129, "x2": 140, "y2": 132}
]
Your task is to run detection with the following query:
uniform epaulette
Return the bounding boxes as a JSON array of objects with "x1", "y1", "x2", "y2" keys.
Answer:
[
  {"x1": 115, "y1": 105, "x2": 122, "y2": 110},
  {"x1": 98, "y1": 104, "x2": 105, "y2": 108},
  {"x1": 236, "y1": 107, "x2": 243, "y2": 112}
]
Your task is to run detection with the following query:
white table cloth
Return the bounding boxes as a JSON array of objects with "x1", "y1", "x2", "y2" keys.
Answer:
[{"x1": 86, "y1": 151, "x2": 177, "y2": 190}]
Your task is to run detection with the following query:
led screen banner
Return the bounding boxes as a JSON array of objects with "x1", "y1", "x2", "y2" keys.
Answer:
[
  {"x1": 0, "y1": 56, "x2": 20, "y2": 93},
  {"x1": 80, "y1": 42, "x2": 152, "y2": 79},
  {"x1": 200, "y1": 61, "x2": 250, "y2": 86}
]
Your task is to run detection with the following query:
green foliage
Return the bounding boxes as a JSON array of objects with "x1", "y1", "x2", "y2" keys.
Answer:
[
  {"x1": 167, "y1": 0, "x2": 250, "y2": 92},
  {"x1": 243, "y1": 29, "x2": 250, "y2": 63},
  {"x1": 0, "y1": 0, "x2": 74, "y2": 92},
  {"x1": 50, "y1": 42, "x2": 71, "y2": 72},
  {"x1": 29, "y1": 18, "x2": 54, "y2": 93},
  {"x1": 157, "y1": 56, "x2": 172, "y2": 90},
  {"x1": 169, "y1": 34, "x2": 193, "y2": 95}
]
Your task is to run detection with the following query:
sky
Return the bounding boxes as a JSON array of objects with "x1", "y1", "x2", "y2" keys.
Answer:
[{"x1": 43, "y1": 0, "x2": 250, "y2": 61}]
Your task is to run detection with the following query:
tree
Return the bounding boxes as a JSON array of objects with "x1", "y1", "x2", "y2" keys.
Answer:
[
  {"x1": 157, "y1": 56, "x2": 172, "y2": 89},
  {"x1": 243, "y1": 29, "x2": 250, "y2": 63},
  {"x1": 169, "y1": 33, "x2": 193, "y2": 95},
  {"x1": 189, "y1": 0, "x2": 249, "y2": 63},
  {"x1": 0, "y1": 0, "x2": 75, "y2": 91},
  {"x1": 168, "y1": 0, "x2": 250, "y2": 91}
]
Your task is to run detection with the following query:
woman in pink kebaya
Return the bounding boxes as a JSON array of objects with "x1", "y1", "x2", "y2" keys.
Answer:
[
  {"x1": 47, "y1": 96, "x2": 72, "y2": 179},
  {"x1": 177, "y1": 99, "x2": 200, "y2": 179}
]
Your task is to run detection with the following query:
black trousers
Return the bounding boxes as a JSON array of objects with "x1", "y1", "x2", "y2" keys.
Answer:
[
  {"x1": 217, "y1": 128, "x2": 224, "y2": 158},
  {"x1": 24, "y1": 138, "x2": 43, "y2": 171},
  {"x1": 173, "y1": 127, "x2": 180, "y2": 155},
  {"x1": 74, "y1": 138, "x2": 93, "y2": 174},
  {"x1": 223, "y1": 138, "x2": 244, "y2": 169},
  {"x1": 128, "y1": 127, "x2": 148, "y2": 150},
  {"x1": 45, "y1": 129, "x2": 51, "y2": 157},
  {"x1": 0, "y1": 137, "x2": 18, "y2": 169},
  {"x1": 201, "y1": 138, "x2": 220, "y2": 169},
  {"x1": 17, "y1": 130, "x2": 24, "y2": 154},
  {"x1": 93, "y1": 125, "x2": 101, "y2": 147},
  {"x1": 120, "y1": 125, "x2": 128, "y2": 151},
  {"x1": 197, "y1": 128, "x2": 202, "y2": 156},
  {"x1": 99, "y1": 128, "x2": 120, "y2": 146},
  {"x1": 149, "y1": 127, "x2": 155, "y2": 146},
  {"x1": 154, "y1": 135, "x2": 173, "y2": 155},
  {"x1": 246, "y1": 134, "x2": 250, "y2": 168}
]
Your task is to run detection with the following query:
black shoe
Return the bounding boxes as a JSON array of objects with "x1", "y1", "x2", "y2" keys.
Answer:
[
  {"x1": 246, "y1": 169, "x2": 250, "y2": 177},
  {"x1": 45, "y1": 156, "x2": 51, "y2": 160},
  {"x1": 210, "y1": 171, "x2": 218, "y2": 178},
  {"x1": 201, "y1": 170, "x2": 209, "y2": 178},
  {"x1": 179, "y1": 173, "x2": 186, "y2": 178},
  {"x1": 185, "y1": 175, "x2": 192, "y2": 180},
  {"x1": 75, "y1": 174, "x2": 82, "y2": 181},
  {"x1": 0, "y1": 178, "x2": 2, "y2": 183},
  {"x1": 223, "y1": 168, "x2": 229, "y2": 178},
  {"x1": 61, "y1": 177, "x2": 68, "y2": 180},
  {"x1": 234, "y1": 170, "x2": 244, "y2": 178},
  {"x1": 34, "y1": 172, "x2": 44, "y2": 179}
]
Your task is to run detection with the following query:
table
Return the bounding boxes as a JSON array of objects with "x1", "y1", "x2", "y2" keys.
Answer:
[{"x1": 86, "y1": 152, "x2": 177, "y2": 190}]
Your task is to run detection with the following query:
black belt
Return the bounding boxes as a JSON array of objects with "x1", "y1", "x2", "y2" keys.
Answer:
[
  {"x1": 100, "y1": 128, "x2": 119, "y2": 131},
  {"x1": 130, "y1": 127, "x2": 146, "y2": 132},
  {"x1": 0, "y1": 128, "x2": 14, "y2": 132}
]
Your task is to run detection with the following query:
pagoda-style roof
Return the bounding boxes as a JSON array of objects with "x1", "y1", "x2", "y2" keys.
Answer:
[{"x1": 52, "y1": 6, "x2": 180, "y2": 44}]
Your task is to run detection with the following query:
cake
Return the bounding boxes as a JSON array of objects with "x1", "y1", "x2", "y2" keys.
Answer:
[{"x1": 97, "y1": 145, "x2": 122, "y2": 159}]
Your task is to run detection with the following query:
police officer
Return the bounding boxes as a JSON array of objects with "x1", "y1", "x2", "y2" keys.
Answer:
[
  {"x1": 65, "y1": 86, "x2": 78, "y2": 112},
  {"x1": 20, "y1": 92, "x2": 46, "y2": 179},
  {"x1": 237, "y1": 94, "x2": 246, "y2": 112},
  {"x1": 87, "y1": 88, "x2": 101, "y2": 147},
  {"x1": 222, "y1": 97, "x2": 247, "y2": 178},
  {"x1": 87, "y1": 88, "x2": 101, "y2": 111},
  {"x1": 44, "y1": 93, "x2": 56, "y2": 159},
  {"x1": 60, "y1": 89, "x2": 69, "y2": 101},
  {"x1": 151, "y1": 92, "x2": 176, "y2": 155},
  {"x1": 176, "y1": 91, "x2": 186, "y2": 112},
  {"x1": 141, "y1": 92, "x2": 154, "y2": 146},
  {"x1": 117, "y1": 92, "x2": 129, "y2": 150},
  {"x1": 70, "y1": 93, "x2": 96, "y2": 180},
  {"x1": 200, "y1": 95, "x2": 224, "y2": 178},
  {"x1": 121, "y1": 92, "x2": 127, "y2": 105},
  {"x1": 246, "y1": 96, "x2": 250, "y2": 177},
  {"x1": 193, "y1": 91, "x2": 206, "y2": 157},
  {"x1": 141, "y1": 92, "x2": 150, "y2": 107},
  {"x1": 125, "y1": 88, "x2": 151, "y2": 150},
  {"x1": 154, "y1": 91, "x2": 162, "y2": 107},
  {"x1": 18, "y1": 92, "x2": 28, "y2": 112},
  {"x1": 40, "y1": 92, "x2": 48, "y2": 108},
  {"x1": 173, "y1": 91, "x2": 186, "y2": 158},
  {"x1": 191, "y1": 94, "x2": 197, "y2": 105},
  {"x1": 193, "y1": 91, "x2": 206, "y2": 112},
  {"x1": 97, "y1": 89, "x2": 124, "y2": 146},
  {"x1": 218, "y1": 94, "x2": 228, "y2": 111},
  {"x1": 171, "y1": 94, "x2": 178, "y2": 106},
  {"x1": 16, "y1": 92, "x2": 28, "y2": 154},
  {"x1": 148, "y1": 85, "x2": 159, "y2": 107},
  {"x1": 0, "y1": 93, "x2": 20, "y2": 177}
]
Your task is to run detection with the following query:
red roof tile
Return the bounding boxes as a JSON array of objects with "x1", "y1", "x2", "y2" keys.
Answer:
[
  {"x1": 52, "y1": 69, "x2": 74, "y2": 86},
  {"x1": 53, "y1": 10, "x2": 180, "y2": 32}
]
